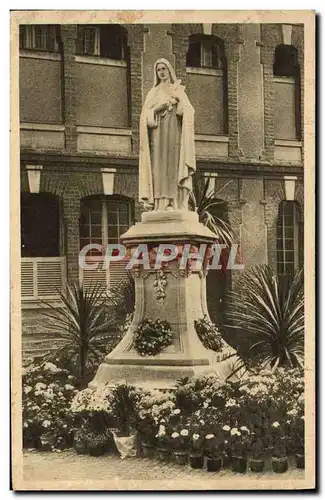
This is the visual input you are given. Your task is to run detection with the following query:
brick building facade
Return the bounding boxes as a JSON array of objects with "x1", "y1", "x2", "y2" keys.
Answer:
[{"x1": 19, "y1": 23, "x2": 304, "y2": 351}]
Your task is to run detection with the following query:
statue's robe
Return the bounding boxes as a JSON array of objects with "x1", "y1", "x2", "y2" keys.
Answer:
[{"x1": 139, "y1": 82, "x2": 196, "y2": 209}]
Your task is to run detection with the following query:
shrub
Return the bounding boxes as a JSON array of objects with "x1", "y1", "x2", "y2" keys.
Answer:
[
  {"x1": 22, "y1": 361, "x2": 78, "y2": 450},
  {"x1": 223, "y1": 265, "x2": 304, "y2": 371}
]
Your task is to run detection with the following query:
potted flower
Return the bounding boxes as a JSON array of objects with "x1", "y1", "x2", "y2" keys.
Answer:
[
  {"x1": 248, "y1": 438, "x2": 265, "y2": 473},
  {"x1": 189, "y1": 431, "x2": 205, "y2": 469},
  {"x1": 270, "y1": 422, "x2": 288, "y2": 473},
  {"x1": 86, "y1": 431, "x2": 107, "y2": 457},
  {"x1": 230, "y1": 427, "x2": 250, "y2": 473},
  {"x1": 204, "y1": 432, "x2": 223, "y2": 472},
  {"x1": 171, "y1": 427, "x2": 190, "y2": 465},
  {"x1": 155, "y1": 422, "x2": 171, "y2": 461},
  {"x1": 73, "y1": 426, "x2": 88, "y2": 454},
  {"x1": 39, "y1": 420, "x2": 57, "y2": 451}
]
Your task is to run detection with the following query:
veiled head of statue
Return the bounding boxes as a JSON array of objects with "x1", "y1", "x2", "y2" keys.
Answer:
[{"x1": 154, "y1": 58, "x2": 177, "y2": 86}]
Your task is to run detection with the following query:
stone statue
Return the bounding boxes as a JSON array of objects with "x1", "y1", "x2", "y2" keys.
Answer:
[{"x1": 139, "y1": 58, "x2": 196, "y2": 211}]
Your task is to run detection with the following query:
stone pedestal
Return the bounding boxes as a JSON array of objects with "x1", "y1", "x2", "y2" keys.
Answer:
[{"x1": 90, "y1": 210, "x2": 235, "y2": 390}]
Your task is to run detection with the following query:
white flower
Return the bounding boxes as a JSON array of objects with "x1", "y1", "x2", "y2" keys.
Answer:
[
  {"x1": 225, "y1": 398, "x2": 237, "y2": 408},
  {"x1": 195, "y1": 410, "x2": 200, "y2": 416},
  {"x1": 222, "y1": 425, "x2": 231, "y2": 432},
  {"x1": 231, "y1": 427, "x2": 238, "y2": 436},
  {"x1": 240, "y1": 426, "x2": 250, "y2": 433},
  {"x1": 203, "y1": 401, "x2": 209, "y2": 409},
  {"x1": 171, "y1": 432, "x2": 179, "y2": 439},
  {"x1": 42, "y1": 420, "x2": 51, "y2": 428},
  {"x1": 23, "y1": 422, "x2": 29, "y2": 428},
  {"x1": 173, "y1": 409, "x2": 181, "y2": 415},
  {"x1": 205, "y1": 434, "x2": 215, "y2": 440},
  {"x1": 24, "y1": 386, "x2": 32, "y2": 395},
  {"x1": 287, "y1": 409, "x2": 298, "y2": 416},
  {"x1": 272, "y1": 421, "x2": 280, "y2": 428},
  {"x1": 193, "y1": 434, "x2": 200, "y2": 441},
  {"x1": 64, "y1": 384, "x2": 75, "y2": 391},
  {"x1": 180, "y1": 429, "x2": 189, "y2": 437},
  {"x1": 199, "y1": 420, "x2": 205, "y2": 425}
]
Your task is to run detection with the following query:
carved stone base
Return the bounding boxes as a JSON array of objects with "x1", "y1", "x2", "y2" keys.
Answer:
[{"x1": 90, "y1": 209, "x2": 235, "y2": 390}]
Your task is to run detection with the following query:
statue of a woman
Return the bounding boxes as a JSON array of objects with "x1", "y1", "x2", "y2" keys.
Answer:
[{"x1": 139, "y1": 58, "x2": 196, "y2": 211}]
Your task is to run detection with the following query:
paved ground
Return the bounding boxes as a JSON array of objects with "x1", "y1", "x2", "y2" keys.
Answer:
[{"x1": 22, "y1": 449, "x2": 306, "y2": 490}]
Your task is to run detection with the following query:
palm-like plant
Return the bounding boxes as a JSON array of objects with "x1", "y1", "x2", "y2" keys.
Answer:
[
  {"x1": 222, "y1": 265, "x2": 304, "y2": 374},
  {"x1": 41, "y1": 282, "x2": 119, "y2": 381},
  {"x1": 189, "y1": 175, "x2": 235, "y2": 246}
]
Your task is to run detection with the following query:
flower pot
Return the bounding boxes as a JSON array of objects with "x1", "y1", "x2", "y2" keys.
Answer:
[
  {"x1": 249, "y1": 459, "x2": 265, "y2": 473},
  {"x1": 88, "y1": 443, "x2": 106, "y2": 457},
  {"x1": 141, "y1": 442, "x2": 155, "y2": 459},
  {"x1": 232, "y1": 456, "x2": 247, "y2": 473},
  {"x1": 190, "y1": 453, "x2": 204, "y2": 469},
  {"x1": 40, "y1": 432, "x2": 57, "y2": 451},
  {"x1": 271, "y1": 457, "x2": 288, "y2": 473},
  {"x1": 206, "y1": 456, "x2": 222, "y2": 472},
  {"x1": 174, "y1": 451, "x2": 188, "y2": 466},
  {"x1": 296, "y1": 453, "x2": 305, "y2": 469},
  {"x1": 73, "y1": 433, "x2": 88, "y2": 455},
  {"x1": 156, "y1": 447, "x2": 170, "y2": 462}
]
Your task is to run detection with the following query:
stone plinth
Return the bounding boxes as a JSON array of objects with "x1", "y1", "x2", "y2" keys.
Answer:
[{"x1": 90, "y1": 210, "x2": 235, "y2": 390}]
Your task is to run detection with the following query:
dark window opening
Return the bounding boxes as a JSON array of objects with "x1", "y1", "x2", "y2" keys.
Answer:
[
  {"x1": 76, "y1": 25, "x2": 128, "y2": 61},
  {"x1": 273, "y1": 44, "x2": 301, "y2": 140},
  {"x1": 186, "y1": 34, "x2": 225, "y2": 70},
  {"x1": 21, "y1": 193, "x2": 60, "y2": 257}
]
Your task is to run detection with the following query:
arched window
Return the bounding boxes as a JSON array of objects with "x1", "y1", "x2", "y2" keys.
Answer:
[
  {"x1": 273, "y1": 44, "x2": 301, "y2": 140},
  {"x1": 186, "y1": 34, "x2": 228, "y2": 135},
  {"x1": 276, "y1": 201, "x2": 303, "y2": 275},
  {"x1": 79, "y1": 195, "x2": 133, "y2": 256},
  {"x1": 19, "y1": 25, "x2": 60, "y2": 52},
  {"x1": 76, "y1": 25, "x2": 128, "y2": 61},
  {"x1": 186, "y1": 34, "x2": 224, "y2": 69}
]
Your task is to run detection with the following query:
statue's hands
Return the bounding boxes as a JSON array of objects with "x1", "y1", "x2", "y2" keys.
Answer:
[{"x1": 154, "y1": 101, "x2": 169, "y2": 113}]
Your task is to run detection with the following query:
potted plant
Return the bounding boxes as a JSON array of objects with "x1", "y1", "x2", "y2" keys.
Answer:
[
  {"x1": 155, "y1": 422, "x2": 171, "y2": 462},
  {"x1": 86, "y1": 431, "x2": 108, "y2": 457},
  {"x1": 138, "y1": 417, "x2": 156, "y2": 458},
  {"x1": 171, "y1": 427, "x2": 190, "y2": 466},
  {"x1": 189, "y1": 431, "x2": 205, "y2": 469},
  {"x1": 73, "y1": 425, "x2": 89, "y2": 454},
  {"x1": 230, "y1": 427, "x2": 249, "y2": 473},
  {"x1": 270, "y1": 423, "x2": 289, "y2": 473},
  {"x1": 271, "y1": 442, "x2": 288, "y2": 473},
  {"x1": 204, "y1": 432, "x2": 223, "y2": 472},
  {"x1": 248, "y1": 438, "x2": 265, "y2": 473},
  {"x1": 110, "y1": 384, "x2": 140, "y2": 459}
]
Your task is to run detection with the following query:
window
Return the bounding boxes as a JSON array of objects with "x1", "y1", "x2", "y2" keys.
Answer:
[
  {"x1": 79, "y1": 196, "x2": 132, "y2": 256},
  {"x1": 76, "y1": 25, "x2": 128, "y2": 60},
  {"x1": 19, "y1": 25, "x2": 59, "y2": 52},
  {"x1": 186, "y1": 34, "x2": 224, "y2": 69},
  {"x1": 276, "y1": 201, "x2": 303, "y2": 275},
  {"x1": 273, "y1": 45, "x2": 301, "y2": 140},
  {"x1": 21, "y1": 193, "x2": 60, "y2": 257},
  {"x1": 186, "y1": 34, "x2": 228, "y2": 135}
]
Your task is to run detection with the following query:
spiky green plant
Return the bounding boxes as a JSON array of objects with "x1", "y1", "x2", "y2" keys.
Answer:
[
  {"x1": 223, "y1": 265, "x2": 304, "y2": 374},
  {"x1": 41, "y1": 282, "x2": 118, "y2": 381},
  {"x1": 189, "y1": 175, "x2": 235, "y2": 246}
]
